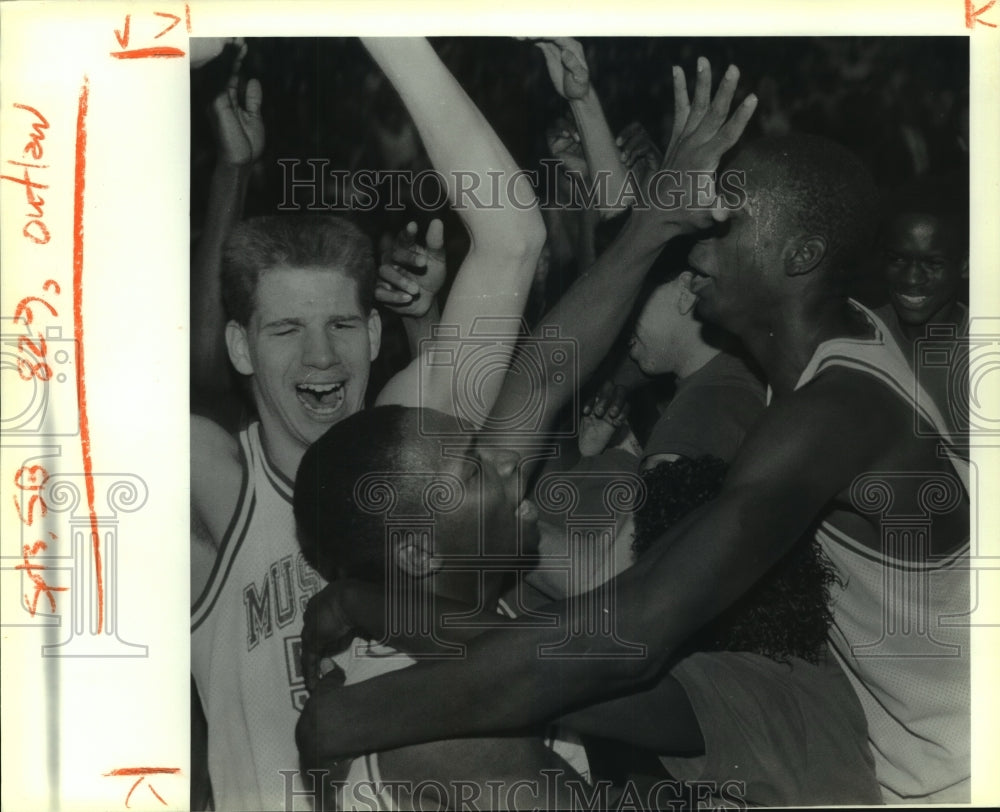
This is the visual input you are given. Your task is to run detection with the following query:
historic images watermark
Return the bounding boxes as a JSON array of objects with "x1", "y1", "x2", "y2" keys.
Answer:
[
  {"x1": 277, "y1": 160, "x2": 748, "y2": 214},
  {"x1": 281, "y1": 769, "x2": 749, "y2": 811}
]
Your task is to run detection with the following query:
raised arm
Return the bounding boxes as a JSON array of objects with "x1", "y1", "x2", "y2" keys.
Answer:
[
  {"x1": 491, "y1": 59, "x2": 756, "y2": 450},
  {"x1": 368, "y1": 38, "x2": 545, "y2": 419},
  {"x1": 297, "y1": 370, "x2": 901, "y2": 764},
  {"x1": 535, "y1": 37, "x2": 630, "y2": 219},
  {"x1": 191, "y1": 42, "x2": 264, "y2": 407}
]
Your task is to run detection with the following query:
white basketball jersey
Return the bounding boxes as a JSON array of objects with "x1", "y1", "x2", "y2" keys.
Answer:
[
  {"x1": 796, "y1": 303, "x2": 970, "y2": 803},
  {"x1": 192, "y1": 422, "x2": 326, "y2": 811}
]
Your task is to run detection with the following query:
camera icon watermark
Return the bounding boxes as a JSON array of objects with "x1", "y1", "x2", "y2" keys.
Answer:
[
  {"x1": 418, "y1": 318, "x2": 578, "y2": 436},
  {"x1": 913, "y1": 321, "x2": 1000, "y2": 442}
]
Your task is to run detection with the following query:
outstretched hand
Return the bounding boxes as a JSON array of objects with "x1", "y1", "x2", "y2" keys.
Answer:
[
  {"x1": 638, "y1": 58, "x2": 757, "y2": 234},
  {"x1": 534, "y1": 37, "x2": 591, "y2": 101},
  {"x1": 376, "y1": 219, "x2": 447, "y2": 318},
  {"x1": 211, "y1": 40, "x2": 265, "y2": 167}
]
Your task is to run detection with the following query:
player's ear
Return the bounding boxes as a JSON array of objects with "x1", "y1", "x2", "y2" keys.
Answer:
[
  {"x1": 393, "y1": 533, "x2": 435, "y2": 579},
  {"x1": 676, "y1": 272, "x2": 698, "y2": 315},
  {"x1": 225, "y1": 321, "x2": 254, "y2": 375},
  {"x1": 368, "y1": 309, "x2": 382, "y2": 362},
  {"x1": 784, "y1": 235, "x2": 827, "y2": 277}
]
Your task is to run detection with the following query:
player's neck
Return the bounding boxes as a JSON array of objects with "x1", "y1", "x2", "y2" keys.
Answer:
[
  {"x1": 259, "y1": 425, "x2": 306, "y2": 482},
  {"x1": 745, "y1": 298, "x2": 867, "y2": 396}
]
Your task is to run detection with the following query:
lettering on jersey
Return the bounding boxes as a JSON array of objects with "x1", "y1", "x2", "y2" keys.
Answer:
[
  {"x1": 244, "y1": 552, "x2": 324, "y2": 652},
  {"x1": 243, "y1": 577, "x2": 273, "y2": 650},
  {"x1": 297, "y1": 554, "x2": 322, "y2": 615},
  {"x1": 272, "y1": 556, "x2": 297, "y2": 629},
  {"x1": 284, "y1": 635, "x2": 309, "y2": 710}
]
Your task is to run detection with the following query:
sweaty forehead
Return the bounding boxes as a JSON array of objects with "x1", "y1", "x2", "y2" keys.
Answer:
[{"x1": 252, "y1": 265, "x2": 365, "y2": 318}]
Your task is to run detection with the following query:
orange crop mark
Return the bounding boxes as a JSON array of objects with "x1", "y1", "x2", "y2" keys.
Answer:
[
  {"x1": 104, "y1": 768, "x2": 180, "y2": 808},
  {"x1": 110, "y1": 9, "x2": 187, "y2": 58},
  {"x1": 73, "y1": 77, "x2": 104, "y2": 634},
  {"x1": 110, "y1": 47, "x2": 185, "y2": 60},
  {"x1": 966, "y1": 0, "x2": 998, "y2": 26}
]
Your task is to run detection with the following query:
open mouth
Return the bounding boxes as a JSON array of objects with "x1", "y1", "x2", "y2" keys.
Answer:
[
  {"x1": 894, "y1": 292, "x2": 932, "y2": 310},
  {"x1": 296, "y1": 382, "x2": 346, "y2": 417},
  {"x1": 688, "y1": 268, "x2": 713, "y2": 295}
]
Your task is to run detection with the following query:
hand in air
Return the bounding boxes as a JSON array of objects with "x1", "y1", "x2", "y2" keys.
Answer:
[
  {"x1": 533, "y1": 37, "x2": 591, "y2": 101},
  {"x1": 578, "y1": 381, "x2": 631, "y2": 457},
  {"x1": 616, "y1": 121, "x2": 663, "y2": 188},
  {"x1": 546, "y1": 116, "x2": 589, "y2": 179},
  {"x1": 638, "y1": 58, "x2": 757, "y2": 234},
  {"x1": 375, "y1": 219, "x2": 447, "y2": 318},
  {"x1": 210, "y1": 39, "x2": 265, "y2": 167}
]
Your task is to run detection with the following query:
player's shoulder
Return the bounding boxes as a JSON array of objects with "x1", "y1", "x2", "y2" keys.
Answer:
[
  {"x1": 190, "y1": 415, "x2": 246, "y2": 544},
  {"x1": 745, "y1": 366, "x2": 905, "y2": 461}
]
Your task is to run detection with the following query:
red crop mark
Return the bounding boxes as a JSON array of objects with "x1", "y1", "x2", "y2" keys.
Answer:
[
  {"x1": 110, "y1": 47, "x2": 185, "y2": 60},
  {"x1": 104, "y1": 768, "x2": 180, "y2": 808},
  {"x1": 153, "y1": 11, "x2": 181, "y2": 38},
  {"x1": 73, "y1": 76, "x2": 104, "y2": 634},
  {"x1": 184, "y1": 3, "x2": 192, "y2": 33},
  {"x1": 966, "y1": 0, "x2": 998, "y2": 26}
]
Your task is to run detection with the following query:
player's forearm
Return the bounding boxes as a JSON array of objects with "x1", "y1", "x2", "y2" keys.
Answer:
[
  {"x1": 569, "y1": 91, "x2": 631, "y2": 219},
  {"x1": 340, "y1": 579, "x2": 501, "y2": 654},
  {"x1": 361, "y1": 37, "x2": 544, "y2": 260},
  {"x1": 496, "y1": 214, "x2": 673, "y2": 433},
  {"x1": 299, "y1": 490, "x2": 797, "y2": 763}
]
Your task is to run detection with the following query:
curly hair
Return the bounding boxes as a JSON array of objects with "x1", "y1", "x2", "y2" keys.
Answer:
[{"x1": 633, "y1": 455, "x2": 840, "y2": 664}]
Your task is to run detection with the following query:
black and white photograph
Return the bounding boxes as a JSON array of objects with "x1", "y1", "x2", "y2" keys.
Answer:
[
  {"x1": 188, "y1": 32, "x2": 978, "y2": 811},
  {"x1": 1, "y1": 3, "x2": 997, "y2": 811}
]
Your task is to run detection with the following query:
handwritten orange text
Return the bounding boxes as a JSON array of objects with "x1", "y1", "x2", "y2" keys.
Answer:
[
  {"x1": 0, "y1": 103, "x2": 51, "y2": 244},
  {"x1": 110, "y1": 11, "x2": 186, "y2": 59},
  {"x1": 15, "y1": 537, "x2": 67, "y2": 616}
]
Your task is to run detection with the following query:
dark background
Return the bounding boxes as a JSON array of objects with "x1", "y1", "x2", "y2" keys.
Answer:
[{"x1": 189, "y1": 36, "x2": 969, "y2": 407}]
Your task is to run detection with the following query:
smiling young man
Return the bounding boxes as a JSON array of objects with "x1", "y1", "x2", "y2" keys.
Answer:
[
  {"x1": 298, "y1": 134, "x2": 971, "y2": 805},
  {"x1": 873, "y1": 176, "x2": 969, "y2": 437},
  {"x1": 189, "y1": 37, "x2": 547, "y2": 811}
]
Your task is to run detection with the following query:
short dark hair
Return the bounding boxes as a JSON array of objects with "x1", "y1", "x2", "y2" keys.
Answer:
[
  {"x1": 734, "y1": 135, "x2": 879, "y2": 277},
  {"x1": 221, "y1": 215, "x2": 375, "y2": 326},
  {"x1": 881, "y1": 172, "x2": 969, "y2": 253},
  {"x1": 294, "y1": 405, "x2": 462, "y2": 582}
]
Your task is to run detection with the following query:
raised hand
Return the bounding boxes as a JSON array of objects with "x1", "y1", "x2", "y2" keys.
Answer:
[
  {"x1": 578, "y1": 381, "x2": 631, "y2": 457},
  {"x1": 210, "y1": 40, "x2": 265, "y2": 167},
  {"x1": 375, "y1": 219, "x2": 447, "y2": 318},
  {"x1": 616, "y1": 121, "x2": 663, "y2": 188},
  {"x1": 534, "y1": 37, "x2": 591, "y2": 101},
  {"x1": 638, "y1": 58, "x2": 757, "y2": 234},
  {"x1": 546, "y1": 116, "x2": 589, "y2": 179}
]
